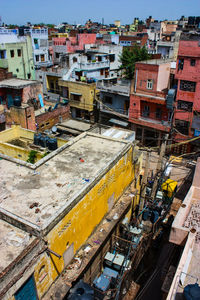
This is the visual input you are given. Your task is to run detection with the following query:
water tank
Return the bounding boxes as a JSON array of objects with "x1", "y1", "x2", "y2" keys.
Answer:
[
  {"x1": 39, "y1": 136, "x2": 49, "y2": 148},
  {"x1": 34, "y1": 133, "x2": 41, "y2": 145},
  {"x1": 13, "y1": 96, "x2": 22, "y2": 107},
  {"x1": 48, "y1": 138, "x2": 57, "y2": 151},
  {"x1": 184, "y1": 283, "x2": 200, "y2": 300}
]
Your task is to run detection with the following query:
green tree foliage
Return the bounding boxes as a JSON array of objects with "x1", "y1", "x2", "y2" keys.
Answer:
[
  {"x1": 119, "y1": 45, "x2": 151, "y2": 79},
  {"x1": 27, "y1": 150, "x2": 38, "y2": 164}
]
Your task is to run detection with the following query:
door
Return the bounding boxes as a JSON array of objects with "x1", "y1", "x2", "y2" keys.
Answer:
[{"x1": 15, "y1": 275, "x2": 38, "y2": 300}]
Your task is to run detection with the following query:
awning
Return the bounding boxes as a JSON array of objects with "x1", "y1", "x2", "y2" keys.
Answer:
[
  {"x1": 109, "y1": 118, "x2": 129, "y2": 127},
  {"x1": 70, "y1": 92, "x2": 82, "y2": 96}
]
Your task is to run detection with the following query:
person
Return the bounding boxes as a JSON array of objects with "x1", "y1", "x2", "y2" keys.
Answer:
[{"x1": 35, "y1": 122, "x2": 39, "y2": 133}]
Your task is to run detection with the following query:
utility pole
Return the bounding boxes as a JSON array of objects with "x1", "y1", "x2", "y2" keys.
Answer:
[
  {"x1": 138, "y1": 149, "x2": 151, "y2": 221},
  {"x1": 151, "y1": 134, "x2": 169, "y2": 200}
]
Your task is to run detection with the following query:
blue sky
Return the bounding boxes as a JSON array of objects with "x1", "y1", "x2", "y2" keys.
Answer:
[{"x1": 1, "y1": 0, "x2": 200, "y2": 25}]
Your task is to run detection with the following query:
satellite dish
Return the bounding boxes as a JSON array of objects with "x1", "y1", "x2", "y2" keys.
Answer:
[{"x1": 51, "y1": 126, "x2": 57, "y2": 133}]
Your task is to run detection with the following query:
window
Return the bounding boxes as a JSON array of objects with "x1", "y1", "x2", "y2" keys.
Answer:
[
  {"x1": 17, "y1": 49, "x2": 21, "y2": 57},
  {"x1": 175, "y1": 119, "x2": 189, "y2": 135},
  {"x1": 178, "y1": 59, "x2": 184, "y2": 70},
  {"x1": 73, "y1": 57, "x2": 77, "y2": 63},
  {"x1": 70, "y1": 93, "x2": 81, "y2": 101},
  {"x1": 35, "y1": 55, "x2": 39, "y2": 62},
  {"x1": 100, "y1": 69, "x2": 104, "y2": 76},
  {"x1": 0, "y1": 50, "x2": 6, "y2": 59},
  {"x1": 10, "y1": 50, "x2": 14, "y2": 58},
  {"x1": 109, "y1": 54, "x2": 115, "y2": 62},
  {"x1": 104, "y1": 95, "x2": 112, "y2": 104},
  {"x1": 147, "y1": 79, "x2": 153, "y2": 89},
  {"x1": 190, "y1": 59, "x2": 196, "y2": 66},
  {"x1": 156, "y1": 107, "x2": 162, "y2": 119},
  {"x1": 27, "y1": 73, "x2": 31, "y2": 79},
  {"x1": 55, "y1": 52, "x2": 59, "y2": 59},
  {"x1": 40, "y1": 54, "x2": 45, "y2": 62},
  {"x1": 177, "y1": 100, "x2": 193, "y2": 112},
  {"x1": 180, "y1": 80, "x2": 196, "y2": 92},
  {"x1": 142, "y1": 105, "x2": 150, "y2": 117},
  {"x1": 16, "y1": 68, "x2": 19, "y2": 72}
]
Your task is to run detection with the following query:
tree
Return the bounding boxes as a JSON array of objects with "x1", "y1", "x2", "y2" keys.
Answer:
[{"x1": 119, "y1": 45, "x2": 151, "y2": 80}]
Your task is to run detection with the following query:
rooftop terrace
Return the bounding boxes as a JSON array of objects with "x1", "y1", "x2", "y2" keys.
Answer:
[{"x1": 0, "y1": 132, "x2": 131, "y2": 235}]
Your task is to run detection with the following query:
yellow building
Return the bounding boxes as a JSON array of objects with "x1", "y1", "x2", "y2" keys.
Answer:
[
  {"x1": 0, "y1": 125, "x2": 67, "y2": 163},
  {"x1": 0, "y1": 131, "x2": 142, "y2": 299},
  {"x1": 58, "y1": 79, "x2": 97, "y2": 120},
  {"x1": 114, "y1": 20, "x2": 121, "y2": 27}
]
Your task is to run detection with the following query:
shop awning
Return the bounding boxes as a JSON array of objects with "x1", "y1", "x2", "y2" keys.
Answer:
[{"x1": 109, "y1": 118, "x2": 129, "y2": 127}]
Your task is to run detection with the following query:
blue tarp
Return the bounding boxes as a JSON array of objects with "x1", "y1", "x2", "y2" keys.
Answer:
[{"x1": 38, "y1": 94, "x2": 44, "y2": 108}]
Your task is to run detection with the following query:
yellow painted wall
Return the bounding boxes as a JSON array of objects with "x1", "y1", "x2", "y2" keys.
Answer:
[
  {"x1": 34, "y1": 253, "x2": 54, "y2": 298},
  {"x1": 59, "y1": 80, "x2": 96, "y2": 112},
  {"x1": 45, "y1": 147, "x2": 136, "y2": 283},
  {"x1": 5, "y1": 146, "x2": 142, "y2": 300},
  {"x1": 0, "y1": 142, "x2": 44, "y2": 162},
  {"x1": 0, "y1": 126, "x2": 67, "y2": 162},
  {"x1": 46, "y1": 75, "x2": 60, "y2": 93}
]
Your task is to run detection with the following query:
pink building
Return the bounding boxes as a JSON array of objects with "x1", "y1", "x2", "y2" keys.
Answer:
[
  {"x1": 51, "y1": 34, "x2": 104, "y2": 64},
  {"x1": 173, "y1": 33, "x2": 200, "y2": 153},
  {"x1": 129, "y1": 59, "x2": 172, "y2": 147}
]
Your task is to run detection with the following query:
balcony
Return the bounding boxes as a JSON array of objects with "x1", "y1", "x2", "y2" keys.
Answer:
[
  {"x1": 97, "y1": 80, "x2": 130, "y2": 96},
  {"x1": 0, "y1": 59, "x2": 8, "y2": 69},
  {"x1": 140, "y1": 114, "x2": 171, "y2": 127},
  {"x1": 157, "y1": 40, "x2": 174, "y2": 48},
  {"x1": 35, "y1": 61, "x2": 53, "y2": 68},
  {"x1": 101, "y1": 104, "x2": 129, "y2": 118},
  {"x1": 77, "y1": 60, "x2": 110, "y2": 71}
]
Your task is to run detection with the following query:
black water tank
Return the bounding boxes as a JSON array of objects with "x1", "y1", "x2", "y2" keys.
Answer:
[
  {"x1": 39, "y1": 136, "x2": 49, "y2": 148},
  {"x1": 48, "y1": 138, "x2": 57, "y2": 151},
  {"x1": 34, "y1": 133, "x2": 41, "y2": 145}
]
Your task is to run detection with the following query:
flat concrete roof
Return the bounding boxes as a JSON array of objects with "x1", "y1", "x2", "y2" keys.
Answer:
[
  {"x1": 0, "y1": 78, "x2": 40, "y2": 89},
  {"x1": 59, "y1": 119, "x2": 91, "y2": 132},
  {"x1": 136, "y1": 58, "x2": 172, "y2": 65},
  {"x1": 0, "y1": 219, "x2": 35, "y2": 273},
  {"x1": 0, "y1": 133, "x2": 130, "y2": 234}
]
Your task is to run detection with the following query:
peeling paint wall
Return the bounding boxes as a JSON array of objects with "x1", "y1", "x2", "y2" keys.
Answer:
[
  {"x1": 45, "y1": 147, "x2": 135, "y2": 283},
  {"x1": 2, "y1": 145, "x2": 142, "y2": 300}
]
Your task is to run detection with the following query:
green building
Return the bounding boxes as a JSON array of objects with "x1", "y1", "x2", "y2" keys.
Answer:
[{"x1": 0, "y1": 34, "x2": 35, "y2": 80}]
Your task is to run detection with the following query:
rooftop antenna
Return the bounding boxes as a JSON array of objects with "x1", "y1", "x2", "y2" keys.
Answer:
[{"x1": 102, "y1": 18, "x2": 104, "y2": 26}]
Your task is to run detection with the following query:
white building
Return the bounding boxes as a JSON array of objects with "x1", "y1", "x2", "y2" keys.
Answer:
[{"x1": 24, "y1": 28, "x2": 52, "y2": 68}]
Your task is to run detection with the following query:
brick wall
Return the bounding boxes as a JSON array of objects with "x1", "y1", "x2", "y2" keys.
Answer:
[{"x1": 35, "y1": 104, "x2": 70, "y2": 131}]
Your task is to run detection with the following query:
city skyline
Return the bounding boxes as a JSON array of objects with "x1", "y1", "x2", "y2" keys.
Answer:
[{"x1": 1, "y1": 0, "x2": 200, "y2": 25}]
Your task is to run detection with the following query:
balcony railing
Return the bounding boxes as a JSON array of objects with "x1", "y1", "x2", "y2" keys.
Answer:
[
  {"x1": 77, "y1": 60, "x2": 110, "y2": 71},
  {"x1": 97, "y1": 80, "x2": 130, "y2": 96},
  {"x1": 140, "y1": 112, "x2": 170, "y2": 127},
  {"x1": 101, "y1": 104, "x2": 129, "y2": 117}
]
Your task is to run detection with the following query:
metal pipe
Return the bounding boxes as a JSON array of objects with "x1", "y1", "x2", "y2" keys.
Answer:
[{"x1": 47, "y1": 248, "x2": 61, "y2": 259}]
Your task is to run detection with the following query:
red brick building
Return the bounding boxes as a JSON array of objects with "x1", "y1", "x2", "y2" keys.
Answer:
[
  {"x1": 119, "y1": 34, "x2": 148, "y2": 47},
  {"x1": 173, "y1": 33, "x2": 200, "y2": 153},
  {"x1": 129, "y1": 59, "x2": 173, "y2": 146}
]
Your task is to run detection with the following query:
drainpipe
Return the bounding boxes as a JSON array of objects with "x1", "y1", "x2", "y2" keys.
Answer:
[{"x1": 134, "y1": 69, "x2": 138, "y2": 93}]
